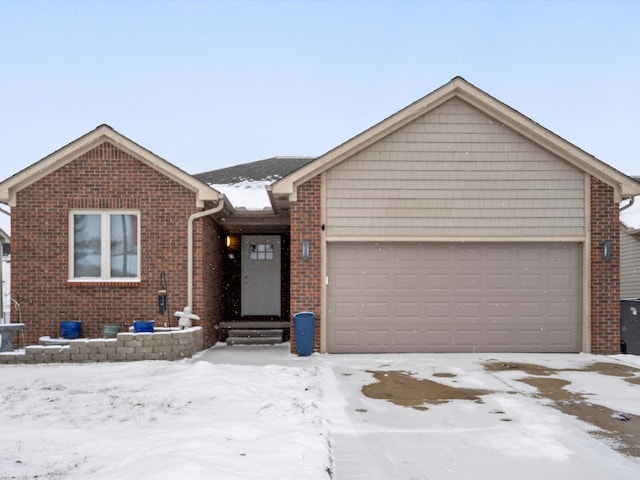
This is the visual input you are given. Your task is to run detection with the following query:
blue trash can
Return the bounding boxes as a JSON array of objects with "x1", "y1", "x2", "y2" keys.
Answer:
[
  {"x1": 293, "y1": 312, "x2": 315, "y2": 357},
  {"x1": 60, "y1": 321, "x2": 82, "y2": 339},
  {"x1": 133, "y1": 320, "x2": 155, "y2": 333}
]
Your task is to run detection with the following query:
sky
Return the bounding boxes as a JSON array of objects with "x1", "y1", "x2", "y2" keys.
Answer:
[{"x1": 0, "y1": 0, "x2": 639, "y2": 183}]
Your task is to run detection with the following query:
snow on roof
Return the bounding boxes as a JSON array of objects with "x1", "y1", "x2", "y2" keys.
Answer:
[
  {"x1": 211, "y1": 180, "x2": 273, "y2": 211},
  {"x1": 195, "y1": 157, "x2": 314, "y2": 210},
  {"x1": 621, "y1": 200, "x2": 640, "y2": 229},
  {"x1": 0, "y1": 205, "x2": 9, "y2": 238}
]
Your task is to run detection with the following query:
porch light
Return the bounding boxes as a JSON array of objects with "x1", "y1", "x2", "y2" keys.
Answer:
[
  {"x1": 226, "y1": 235, "x2": 231, "y2": 248},
  {"x1": 602, "y1": 241, "x2": 611, "y2": 261},
  {"x1": 302, "y1": 240, "x2": 310, "y2": 261}
]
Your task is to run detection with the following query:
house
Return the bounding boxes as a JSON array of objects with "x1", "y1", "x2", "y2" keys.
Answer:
[{"x1": 1, "y1": 77, "x2": 639, "y2": 355}]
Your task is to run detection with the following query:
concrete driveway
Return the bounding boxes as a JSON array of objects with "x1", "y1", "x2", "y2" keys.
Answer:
[
  {"x1": 201, "y1": 345, "x2": 640, "y2": 479},
  {"x1": 323, "y1": 353, "x2": 640, "y2": 479}
]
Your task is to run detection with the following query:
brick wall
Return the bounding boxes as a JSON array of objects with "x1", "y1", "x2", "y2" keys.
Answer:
[
  {"x1": 11, "y1": 142, "x2": 220, "y2": 345},
  {"x1": 199, "y1": 217, "x2": 225, "y2": 347},
  {"x1": 289, "y1": 176, "x2": 322, "y2": 353},
  {"x1": 590, "y1": 176, "x2": 620, "y2": 354}
]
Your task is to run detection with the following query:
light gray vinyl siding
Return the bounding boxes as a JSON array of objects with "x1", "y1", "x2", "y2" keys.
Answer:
[
  {"x1": 325, "y1": 97, "x2": 585, "y2": 238},
  {"x1": 621, "y1": 228, "x2": 640, "y2": 298}
]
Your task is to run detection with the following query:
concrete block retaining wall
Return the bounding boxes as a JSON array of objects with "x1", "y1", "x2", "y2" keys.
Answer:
[{"x1": 0, "y1": 327, "x2": 203, "y2": 364}]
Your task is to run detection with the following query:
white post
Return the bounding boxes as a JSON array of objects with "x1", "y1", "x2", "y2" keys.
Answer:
[{"x1": 0, "y1": 205, "x2": 9, "y2": 324}]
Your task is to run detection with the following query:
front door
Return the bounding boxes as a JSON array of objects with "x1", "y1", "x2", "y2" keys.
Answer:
[{"x1": 241, "y1": 235, "x2": 281, "y2": 316}]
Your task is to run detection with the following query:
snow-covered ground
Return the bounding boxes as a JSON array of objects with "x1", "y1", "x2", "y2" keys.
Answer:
[{"x1": 1, "y1": 344, "x2": 639, "y2": 479}]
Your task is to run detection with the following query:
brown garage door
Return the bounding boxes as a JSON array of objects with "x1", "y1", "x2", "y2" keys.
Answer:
[{"x1": 327, "y1": 243, "x2": 581, "y2": 353}]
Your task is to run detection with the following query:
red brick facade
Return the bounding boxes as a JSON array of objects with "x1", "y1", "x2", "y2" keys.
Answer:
[
  {"x1": 6, "y1": 141, "x2": 627, "y2": 355},
  {"x1": 289, "y1": 176, "x2": 322, "y2": 353},
  {"x1": 10, "y1": 142, "x2": 224, "y2": 347},
  {"x1": 590, "y1": 176, "x2": 620, "y2": 354}
]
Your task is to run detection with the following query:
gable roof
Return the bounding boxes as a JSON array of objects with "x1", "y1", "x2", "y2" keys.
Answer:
[
  {"x1": 0, "y1": 124, "x2": 224, "y2": 207},
  {"x1": 193, "y1": 157, "x2": 314, "y2": 211},
  {"x1": 194, "y1": 156, "x2": 314, "y2": 185},
  {"x1": 272, "y1": 76, "x2": 640, "y2": 203}
]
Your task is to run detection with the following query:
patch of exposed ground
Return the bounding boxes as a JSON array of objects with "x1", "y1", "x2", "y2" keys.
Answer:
[
  {"x1": 484, "y1": 361, "x2": 640, "y2": 378},
  {"x1": 361, "y1": 360, "x2": 640, "y2": 457},
  {"x1": 485, "y1": 360, "x2": 640, "y2": 458},
  {"x1": 362, "y1": 370, "x2": 491, "y2": 410},
  {"x1": 432, "y1": 372, "x2": 457, "y2": 378}
]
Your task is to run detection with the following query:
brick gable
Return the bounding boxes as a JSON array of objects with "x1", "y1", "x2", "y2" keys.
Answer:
[{"x1": 11, "y1": 142, "x2": 222, "y2": 346}]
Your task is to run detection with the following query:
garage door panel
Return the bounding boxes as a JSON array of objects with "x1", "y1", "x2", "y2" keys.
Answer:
[
  {"x1": 327, "y1": 242, "x2": 581, "y2": 353},
  {"x1": 487, "y1": 247, "x2": 511, "y2": 261},
  {"x1": 485, "y1": 330, "x2": 513, "y2": 347},
  {"x1": 425, "y1": 274, "x2": 451, "y2": 290},
  {"x1": 518, "y1": 274, "x2": 543, "y2": 289},
  {"x1": 486, "y1": 273, "x2": 513, "y2": 290},
  {"x1": 456, "y1": 330, "x2": 482, "y2": 346},
  {"x1": 364, "y1": 302, "x2": 389, "y2": 318},
  {"x1": 548, "y1": 274, "x2": 574, "y2": 290},
  {"x1": 334, "y1": 274, "x2": 359, "y2": 290},
  {"x1": 365, "y1": 331, "x2": 391, "y2": 347},
  {"x1": 396, "y1": 330, "x2": 421, "y2": 346},
  {"x1": 396, "y1": 274, "x2": 421, "y2": 290},
  {"x1": 548, "y1": 329, "x2": 573, "y2": 346},
  {"x1": 333, "y1": 330, "x2": 359, "y2": 346},
  {"x1": 396, "y1": 302, "x2": 420, "y2": 319},
  {"x1": 456, "y1": 274, "x2": 483, "y2": 289},
  {"x1": 486, "y1": 302, "x2": 513, "y2": 318},
  {"x1": 548, "y1": 302, "x2": 573, "y2": 318},
  {"x1": 362, "y1": 274, "x2": 390, "y2": 290},
  {"x1": 428, "y1": 330, "x2": 453, "y2": 346},
  {"x1": 517, "y1": 330, "x2": 543, "y2": 347}
]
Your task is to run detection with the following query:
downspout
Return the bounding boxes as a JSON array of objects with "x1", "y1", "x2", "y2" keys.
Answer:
[
  {"x1": 0, "y1": 205, "x2": 9, "y2": 324},
  {"x1": 187, "y1": 196, "x2": 225, "y2": 309},
  {"x1": 620, "y1": 196, "x2": 635, "y2": 212}
]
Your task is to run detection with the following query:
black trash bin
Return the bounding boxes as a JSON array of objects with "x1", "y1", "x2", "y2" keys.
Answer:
[
  {"x1": 621, "y1": 299, "x2": 640, "y2": 355},
  {"x1": 293, "y1": 312, "x2": 315, "y2": 357}
]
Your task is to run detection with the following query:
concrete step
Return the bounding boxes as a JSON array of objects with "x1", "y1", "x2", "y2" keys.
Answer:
[
  {"x1": 219, "y1": 321, "x2": 290, "y2": 329},
  {"x1": 228, "y1": 329, "x2": 283, "y2": 338},
  {"x1": 226, "y1": 336, "x2": 283, "y2": 346},
  {"x1": 226, "y1": 328, "x2": 283, "y2": 346}
]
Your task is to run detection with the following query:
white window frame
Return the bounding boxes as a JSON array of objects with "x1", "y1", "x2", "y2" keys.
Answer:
[{"x1": 69, "y1": 210, "x2": 141, "y2": 282}]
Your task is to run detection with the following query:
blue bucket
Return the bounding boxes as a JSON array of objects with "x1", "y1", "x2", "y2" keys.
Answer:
[
  {"x1": 133, "y1": 320, "x2": 154, "y2": 333},
  {"x1": 60, "y1": 321, "x2": 82, "y2": 339}
]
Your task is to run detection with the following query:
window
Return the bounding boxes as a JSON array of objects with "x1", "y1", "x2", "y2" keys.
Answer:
[
  {"x1": 70, "y1": 211, "x2": 140, "y2": 280},
  {"x1": 249, "y1": 243, "x2": 274, "y2": 261}
]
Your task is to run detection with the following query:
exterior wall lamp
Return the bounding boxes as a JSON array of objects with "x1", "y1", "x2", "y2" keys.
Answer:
[
  {"x1": 602, "y1": 241, "x2": 611, "y2": 261},
  {"x1": 302, "y1": 240, "x2": 310, "y2": 261}
]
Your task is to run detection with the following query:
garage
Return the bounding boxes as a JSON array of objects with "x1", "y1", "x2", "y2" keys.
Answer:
[{"x1": 327, "y1": 242, "x2": 582, "y2": 353}]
